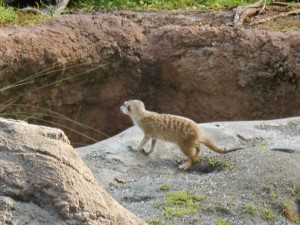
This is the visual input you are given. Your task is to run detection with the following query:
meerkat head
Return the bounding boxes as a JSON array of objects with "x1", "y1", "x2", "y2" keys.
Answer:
[{"x1": 120, "y1": 100, "x2": 145, "y2": 118}]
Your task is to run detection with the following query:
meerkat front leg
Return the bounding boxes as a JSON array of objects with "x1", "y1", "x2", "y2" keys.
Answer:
[
  {"x1": 143, "y1": 139, "x2": 157, "y2": 155},
  {"x1": 136, "y1": 135, "x2": 150, "y2": 151}
]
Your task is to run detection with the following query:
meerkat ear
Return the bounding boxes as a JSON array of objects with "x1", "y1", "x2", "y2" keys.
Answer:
[{"x1": 139, "y1": 101, "x2": 145, "y2": 110}]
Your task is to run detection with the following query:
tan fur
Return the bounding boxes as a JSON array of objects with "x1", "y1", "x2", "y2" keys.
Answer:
[{"x1": 120, "y1": 100, "x2": 241, "y2": 170}]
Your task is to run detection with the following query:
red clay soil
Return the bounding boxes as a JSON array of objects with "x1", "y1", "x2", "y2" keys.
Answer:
[{"x1": 0, "y1": 11, "x2": 299, "y2": 146}]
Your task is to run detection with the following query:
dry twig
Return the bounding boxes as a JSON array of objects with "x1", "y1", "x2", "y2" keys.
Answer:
[{"x1": 233, "y1": 0, "x2": 300, "y2": 26}]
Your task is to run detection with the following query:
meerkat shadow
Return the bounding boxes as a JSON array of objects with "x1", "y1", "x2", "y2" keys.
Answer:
[
  {"x1": 183, "y1": 157, "x2": 233, "y2": 174},
  {"x1": 127, "y1": 146, "x2": 153, "y2": 158}
]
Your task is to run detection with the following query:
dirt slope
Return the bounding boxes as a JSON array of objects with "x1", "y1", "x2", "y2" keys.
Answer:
[{"x1": 0, "y1": 12, "x2": 299, "y2": 146}]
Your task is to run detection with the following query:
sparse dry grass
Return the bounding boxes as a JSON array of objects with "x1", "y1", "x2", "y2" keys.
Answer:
[
  {"x1": 258, "y1": 16, "x2": 300, "y2": 32},
  {"x1": 0, "y1": 6, "x2": 52, "y2": 27}
]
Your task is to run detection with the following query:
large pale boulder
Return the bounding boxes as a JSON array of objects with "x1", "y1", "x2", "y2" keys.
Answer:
[
  {"x1": 77, "y1": 117, "x2": 300, "y2": 224},
  {"x1": 0, "y1": 117, "x2": 145, "y2": 225}
]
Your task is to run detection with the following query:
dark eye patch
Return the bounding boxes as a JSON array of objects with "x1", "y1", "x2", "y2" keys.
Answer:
[{"x1": 127, "y1": 105, "x2": 131, "y2": 112}]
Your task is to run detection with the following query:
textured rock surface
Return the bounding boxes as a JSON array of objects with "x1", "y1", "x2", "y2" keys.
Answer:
[
  {"x1": 77, "y1": 117, "x2": 300, "y2": 225},
  {"x1": 0, "y1": 117, "x2": 145, "y2": 224},
  {"x1": 0, "y1": 12, "x2": 299, "y2": 146}
]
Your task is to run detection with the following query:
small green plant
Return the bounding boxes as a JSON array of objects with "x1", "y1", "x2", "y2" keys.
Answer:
[
  {"x1": 163, "y1": 190, "x2": 205, "y2": 219},
  {"x1": 244, "y1": 203, "x2": 257, "y2": 215},
  {"x1": 0, "y1": 1, "x2": 52, "y2": 27},
  {"x1": 109, "y1": 183, "x2": 128, "y2": 189},
  {"x1": 262, "y1": 184, "x2": 278, "y2": 199},
  {"x1": 146, "y1": 218, "x2": 170, "y2": 225},
  {"x1": 160, "y1": 184, "x2": 171, "y2": 191},
  {"x1": 0, "y1": 4, "x2": 17, "y2": 25},
  {"x1": 216, "y1": 217, "x2": 231, "y2": 225},
  {"x1": 149, "y1": 199, "x2": 164, "y2": 209},
  {"x1": 256, "y1": 139, "x2": 269, "y2": 151},
  {"x1": 261, "y1": 207, "x2": 275, "y2": 220},
  {"x1": 208, "y1": 157, "x2": 233, "y2": 170},
  {"x1": 288, "y1": 185, "x2": 298, "y2": 197}
]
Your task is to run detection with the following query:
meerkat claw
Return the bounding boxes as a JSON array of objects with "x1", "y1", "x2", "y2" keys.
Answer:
[
  {"x1": 127, "y1": 146, "x2": 135, "y2": 152},
  {"x1": 141, "y1": 149, "x2": 149, "y2": 155},
  {"x1": 179, "y1": 161, "x2": 192, "y2": 170}
]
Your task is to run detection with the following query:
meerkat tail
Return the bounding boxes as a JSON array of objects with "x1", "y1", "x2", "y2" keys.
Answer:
[
  {"x1": 201, "y1": 137, "x2": 242, "y2": 154},
  {"x1": 223, "y1": 147, "x2": 243, "y2": 153}
]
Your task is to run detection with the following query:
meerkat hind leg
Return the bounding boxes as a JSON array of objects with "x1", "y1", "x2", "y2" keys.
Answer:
[
  {"x1": 194, "y1": 146, "x2": 201, "y2": 162},
  {"x1": 179, "y1": 160, "x2": 193, "y2": 170},
  {"x1": 179, "y1": 148, "x2": 197, "y2": 170}
]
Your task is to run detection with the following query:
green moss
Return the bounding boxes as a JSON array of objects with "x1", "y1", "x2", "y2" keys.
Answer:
[
  {"x1": 244, "y1": 204, "x2": 257, "y2": 215},
  {"x1": 262, "y1": 184, "x2": 278, "y2": 199},
  {"x1": 288, "y1": 185, "x2": 298, "y2": 197},
  {"x1": 243, "y1": 202, "x2": 275, "y2": 221},
  {"x1": 261, "y1": 207, "x2": 275, "y2": 220},
  {"x1": 216, "y1": 217, "x2": 231, "y2": 225},
  {"x1": 208, "y1": 157, "x2": 233, "y2": 169},
  {"x1": 256, "y1": 139, "x2": 269, "y2": 151},
  {"x1": 163, "y1": 190, "x2": 205, "y2": 219},
  {"x1": 160, "y1": 184, "x2": 171, "y2": 191},
  {"x1": 146, "y1": 218, "x2": 170, "y2": 225}
]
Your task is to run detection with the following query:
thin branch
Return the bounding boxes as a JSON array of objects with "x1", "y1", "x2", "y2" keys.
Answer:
[{"x1": 250, "y1": 9, "x2": 300, "y2": 25}]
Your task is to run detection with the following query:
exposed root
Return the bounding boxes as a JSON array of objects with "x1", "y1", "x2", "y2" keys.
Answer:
[
  {"x1": 250, "y1": 9, "x2": 300, "y2": 25},
  {"x1": 233, "y1": 0, "x2": 300, "y2": 26},
  {"x1": 234, "y1": 0, "x2": 265, "y2": 26}
]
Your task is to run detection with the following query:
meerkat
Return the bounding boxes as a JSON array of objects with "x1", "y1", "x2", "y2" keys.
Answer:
[{"x1": 120, "y1": 100, "x2": 242, "y2": 170}]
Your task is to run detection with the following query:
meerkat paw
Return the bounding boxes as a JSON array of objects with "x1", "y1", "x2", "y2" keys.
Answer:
[
  {"x1": 179, "y1": 161, "x2": 193, "y2": 170},
  {"x1": 193, "y1": 158, "x2": 200, "y2": 163},
  {"x1": 127, "y1": 146, "x2": 136, "y2": 152},
  {"x1": 127, "y1": 146, "x2": 148, "y2": 154},
  {"x1": 141, "y1": 149, "x2": 150, "y2": 155}
]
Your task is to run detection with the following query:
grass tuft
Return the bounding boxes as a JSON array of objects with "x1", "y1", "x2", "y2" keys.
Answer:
[
  {"x1": 69, "y1": 0, "x2": 258, "y2": 11},
  {"x1": 0, "y1": 4, "x2": 52, "y2": 27},
  {"x1": 244, "y1": 203, "x2": 257, "y2": 215},
  {"x1": 216, "y1": 217, "x2": 231, "y2": 225},
  {"x1": 146, "y1": 218, "x2": 170, "y2": 225},
  {"x1": 160, "y1": 184, "x2": 171, "y2": 191},
  {"x1": 163, "y1": 190, "x2": 205, "y2": 218},
  {"x1": 261, "y1": 207, "x2": 275, "y2": 220},
  {"x1": 0, "y1": 62, "x2": 110, "y2": 147}
]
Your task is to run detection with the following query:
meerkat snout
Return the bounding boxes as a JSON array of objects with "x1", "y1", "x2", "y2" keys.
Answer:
[{"x1": 120, "y1": 101, "x2": 129, "y2": 114}]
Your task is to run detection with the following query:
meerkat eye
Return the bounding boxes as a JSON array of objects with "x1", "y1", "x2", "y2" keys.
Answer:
[{"x1": 127, "y1": 105, "x2": 131, "y2": 112}]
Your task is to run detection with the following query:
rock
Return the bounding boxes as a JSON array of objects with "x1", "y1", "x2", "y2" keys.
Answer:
[
  {"x1": 0, "y1": 117, "x2": 145, "y2": 225},
  {"x1": 77, "y1": 117, "x2": 300, "y2": 224},
  {"x1": 0, "y1": 12, "x2": 299, "y2": 146}
]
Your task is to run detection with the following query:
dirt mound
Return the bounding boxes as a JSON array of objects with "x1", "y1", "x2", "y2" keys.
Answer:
[
  {"x1": 0, "y1": 117, "x2": 145, "y2": 224},
  {"x1": 0, "y1": 12, "x2": 299, "y2": 146}
]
